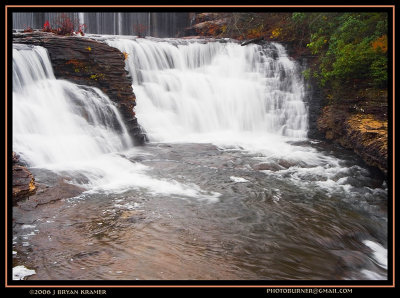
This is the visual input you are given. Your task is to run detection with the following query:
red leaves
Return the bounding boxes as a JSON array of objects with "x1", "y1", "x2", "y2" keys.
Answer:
[
  {"x1": 55, "y1": 14, "x2": 76, "y2": 35},
  {"x1": 41, "y1": 14, "x2": 86, "y2": 36},
  {"x1": 42, "y1": 20, "x2": 52, "y2": 32}
]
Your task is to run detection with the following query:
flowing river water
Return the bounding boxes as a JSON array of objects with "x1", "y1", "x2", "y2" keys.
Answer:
[{"x1": 11, "y1": 37, "x2": 388, "y2": 281}]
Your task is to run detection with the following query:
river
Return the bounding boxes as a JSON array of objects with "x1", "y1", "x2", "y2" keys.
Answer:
[{"x1": 12, "y1": 37, "x2": 388, "y2": 281}]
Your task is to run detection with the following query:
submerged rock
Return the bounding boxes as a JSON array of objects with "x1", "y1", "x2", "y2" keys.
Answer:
[
  {"x1": 253, "y1": 163, "x2": 282, "y2": 171},
  {"x1": 17, "y1": 179, "x2": 85, "y2": 211}
]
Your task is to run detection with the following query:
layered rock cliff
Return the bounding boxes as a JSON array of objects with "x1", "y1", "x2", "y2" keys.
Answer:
[
  {"x1": 13, "y1": 31, "x2": 146, "y2": 145},
  {"x1": 317, "y1": 105, "x2": 388, "y2": 175}
]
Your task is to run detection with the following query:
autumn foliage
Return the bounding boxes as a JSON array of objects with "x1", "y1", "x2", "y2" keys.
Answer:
[
  {"x1": 41, "y1": 14, "x2": 86, "y2": 36},
  {"x1": 371, "y1": 35, "x2": 388, "y2": 53},
  {"x1": 122, "y1": 51, "x2": 129, "y2": 60},
  {"x1": 42, "y1": 20, "x2": 52, "y2": 32},
  {"x1": 189, "y1": 12, "x2": 388, "y2": 101},
  {"x1": 54, "y1": 14, "x2": 76, "y2": 35}
]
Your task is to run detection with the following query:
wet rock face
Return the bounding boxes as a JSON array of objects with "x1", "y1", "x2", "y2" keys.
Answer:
[
  {"x1": 12, "y1": 152, "x2": 36, "y2": 204},
  {"x1": 13, "y1": 31, "x2": 146, "y2": 145},
  {"x1": 183, "y1": 13, "x2": 230, "y2": 37},
  {"x1": 317, "y1": 106, "x2": 388, "y2": 175},
  {"x1": 302, "y1": 76, "x2": 326, "y2": 140}
]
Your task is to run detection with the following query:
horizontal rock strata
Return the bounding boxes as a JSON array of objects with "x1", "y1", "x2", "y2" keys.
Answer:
[{"x1": 317, "y1": 105, "x2": 388, "y2": 175}]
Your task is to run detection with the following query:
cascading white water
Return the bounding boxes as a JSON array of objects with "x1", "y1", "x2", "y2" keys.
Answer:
[
  {"x1": 106, "y1": 37, "x2": 309, "y2": 158},
  {"x1": 12, "y1": 40, "x2": 387, "y2": 281},
  {"x1": 13, "y1": 44, "x2": 132, "y2": 168},
  {"x1": 13, "y1": 44, "x2": 218, "y2": 199}
]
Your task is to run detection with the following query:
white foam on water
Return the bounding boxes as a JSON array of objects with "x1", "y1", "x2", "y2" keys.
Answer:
[
  {"x1": 114, "y1": 201, "x2": 141, "y2": 210},
  {"x1": 22, "y1": 231, "x2": 36, "y2": 239},
  {"x1": 13, "y1": 265, "x2": 36, "y2": 280},
  {"x1": 363, "y1": 240, "x2": 388, "y2": 269},
  {"x1": 361, "y1": 269, "x2": 386, "y2": 280},
  {"x1": 21, "y1": 224, "x2": 36, "y2": 229},
  {"x1": 230, "y1": 176, "x2": 249, "y2": 183}
]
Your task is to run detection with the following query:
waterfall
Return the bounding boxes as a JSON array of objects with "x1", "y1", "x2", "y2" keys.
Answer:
[
  {"x1": 13, "y1": 44, "x2": 133, "y2": 168},
  {"x1": 11, "y1": 37, "x2": 388, "y2": 281},
  {"x1": 12, "y1": 12, "x2": 191, "y2": 37},
  {"x1": 106, "y1": 37, "x2": 308, "y2": 149},
  {"x1": 12, "y1": 43, "x2": 221, "y2": 199}
]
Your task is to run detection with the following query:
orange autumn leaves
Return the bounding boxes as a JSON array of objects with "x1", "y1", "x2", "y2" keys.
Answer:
[{"x1": 371, "y1": 35, "x2": 388, "y2": 54}]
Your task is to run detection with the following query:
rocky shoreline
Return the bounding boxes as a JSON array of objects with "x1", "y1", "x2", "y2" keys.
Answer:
[{"x1": 317, "y1": 105, "x2": 388, "y2": 175}]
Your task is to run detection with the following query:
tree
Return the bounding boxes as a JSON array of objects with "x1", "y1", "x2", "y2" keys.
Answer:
[{"x1": 304, "y1": 12, "x2": 388, "y2": 93}]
